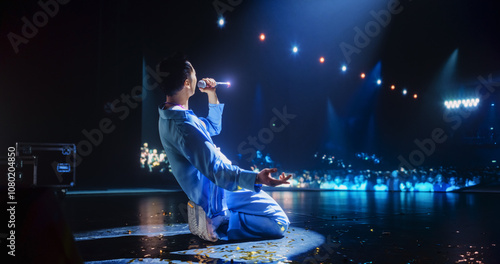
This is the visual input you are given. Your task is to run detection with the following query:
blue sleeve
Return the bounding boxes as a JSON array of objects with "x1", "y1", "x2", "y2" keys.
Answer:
[
  {"x1": 198, "y1": 103, "x2": 224, "y2": 136},
  {"x1": 177, "y1": 120, "x2": 259, "y2": 192}
]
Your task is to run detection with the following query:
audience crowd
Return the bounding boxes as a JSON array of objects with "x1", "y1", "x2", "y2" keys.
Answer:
[
  {"x1": 140, "y1": 143, "x2": 499, "y2": 192},
  {"x1": 140, "y1": 143, "x2": 169, "y2": 173},
  {"x1": 273, "y1": 167, "x2": 500, "y2": 192}
]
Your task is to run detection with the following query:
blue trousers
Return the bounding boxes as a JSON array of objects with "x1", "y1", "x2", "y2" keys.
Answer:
[{"x1": 221, "y1": 189, "x2": 290, "y2": 240}]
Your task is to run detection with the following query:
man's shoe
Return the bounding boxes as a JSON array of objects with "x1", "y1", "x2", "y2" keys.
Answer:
[{"x1": 187, "y1": 201, "x2": 221, "y2": 242}]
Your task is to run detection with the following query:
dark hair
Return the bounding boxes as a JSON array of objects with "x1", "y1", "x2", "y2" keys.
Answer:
[{"x1": 156, "y1": 53, "x2": 193, "y2": 96}]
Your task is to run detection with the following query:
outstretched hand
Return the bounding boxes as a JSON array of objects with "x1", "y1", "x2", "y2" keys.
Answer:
[{"x1": 256, "y1": 168, "x2": 292, "y2": 187}]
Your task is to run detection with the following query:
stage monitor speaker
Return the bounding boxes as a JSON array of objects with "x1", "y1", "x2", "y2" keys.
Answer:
[{"x1": 13, "y1": 142, "x2": 77, "y2": 188}]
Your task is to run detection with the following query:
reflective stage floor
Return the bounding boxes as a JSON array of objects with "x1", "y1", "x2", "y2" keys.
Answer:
[{"x1": 60, "y1": 190, "x2": 500, "y2": 263}]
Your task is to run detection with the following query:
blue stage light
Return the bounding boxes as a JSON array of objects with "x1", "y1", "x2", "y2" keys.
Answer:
[
  {"x1": 402, "y1": 89, "x2": 407, "y2": 95},
  {"x1": 376, "y1": 79, "x2": 382, "y2": 85},
  {"x1": 341, "y1": 65, "x2": 347, "y2": 72},
  {"x1": 292, "y1": 46, "x2": 298, "y2": 53}
]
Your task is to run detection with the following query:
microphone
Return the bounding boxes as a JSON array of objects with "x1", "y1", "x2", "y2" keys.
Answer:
[{"x1": 197, "y1": 80, "x2": 231, "y2": 88}]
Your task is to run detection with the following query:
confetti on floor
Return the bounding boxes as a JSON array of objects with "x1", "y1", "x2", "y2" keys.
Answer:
[
  {"x1": 171, "y1": 226, "x2": 324, "y2": 263},
  {"x1": 74, "y1": 224, "x2": 191, "y2": 241},
  {"x1": 76, "y1": 224, "x2": 324, "y2": 263}
]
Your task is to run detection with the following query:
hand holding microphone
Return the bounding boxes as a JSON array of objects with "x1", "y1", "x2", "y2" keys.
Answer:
[
  {"x1": 198, "y1": 79, "x2": 231, "y2": 89},
  {"x1": 198, "y1": 78, "x2": 222, "y2": 104}
]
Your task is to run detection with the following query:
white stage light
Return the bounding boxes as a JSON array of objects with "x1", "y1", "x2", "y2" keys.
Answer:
[
  {"x1": 445, "y1": 98, "x2": 480, "y2": 110},
  {"x1": 218, "y1": 18, "x2": 225, "y2": 27}
]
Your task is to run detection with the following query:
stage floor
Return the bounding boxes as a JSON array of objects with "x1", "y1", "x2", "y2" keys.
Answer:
[{"x1": 62, "y1": 190, "x2": 500, "y2": 263}]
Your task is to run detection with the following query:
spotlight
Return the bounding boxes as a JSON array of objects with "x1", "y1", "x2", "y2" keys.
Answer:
[
  {"x1": 492, "y1": 103, "x2": 495, "y2": 107},
  {"x1": 402, "y1": 89, "x2": 407, "y2": 95},
  {"x1": 292, "y1": 46, "x2": 298, "y2": 53},
  {"x1": 391, "y1": 85, "x2": 395, "y2": 90},
  {"x1": 259, "y1": 33, "x2": 265, "y2": 41},
  {"x1": 413, "y1": 93, "x2": 418, "y2": 99},
  {"x1": 444, "y1": 98, "x2": 480, "y2": 110},
  {"x1": 376, "y1": 79, "x2": 382, "y2": 85},
  {"x1": 360, "y1": 73, "x2": 365, "y2": 79},
  {"x1": 450, "y1": 100, "x2": 456, "y2": 108},
  {"x1": 319, "y1": 57, "x2": 325, "y2": 63},
  {"x1": 341, "y1": 65, "x2": 347, "y2": 72},
  {"x1": 218, "y1": 18, "x2": 225, "y2": 27}
]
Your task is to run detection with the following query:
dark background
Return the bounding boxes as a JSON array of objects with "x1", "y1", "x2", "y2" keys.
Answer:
[{"x1": 1, "y1": 0, "x2": 499, "y2": 188}]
